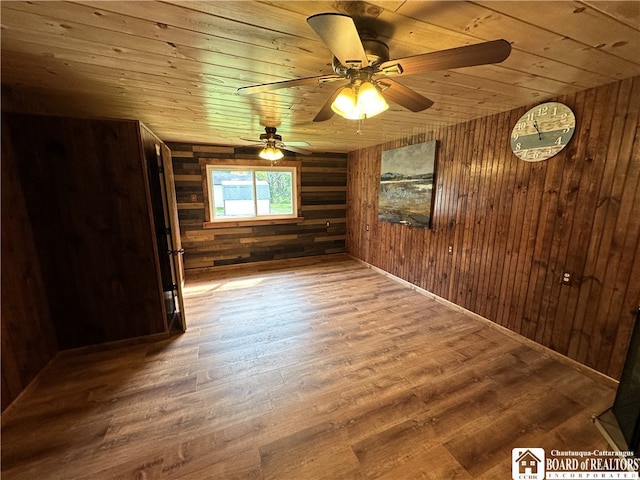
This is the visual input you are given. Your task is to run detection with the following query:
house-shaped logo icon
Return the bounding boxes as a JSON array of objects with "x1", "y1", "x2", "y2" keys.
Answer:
[
  {"x1": 512, "y1": 448, "x2": 545, "y2": 480},
  {"x1": 517, "y1": 450, "x2": 541, "y2": 474}
]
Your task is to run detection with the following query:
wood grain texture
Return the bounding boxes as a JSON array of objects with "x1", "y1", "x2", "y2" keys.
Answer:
[
  {"x1": 0, "y1": 255, "x2": 616, "y2": 479},
  {"x1": 1, "y1": 1, "x2": 640, "y2": 152},
  {"x1": 346, "y1": 76, "x2": 640, "y2": 379},
  {"x1": 2, "y1": 113, "x2": 168, "y2": 350},
  {"x1": 1, "y1": 118, "x2": 58, "y2": 411},
  {"x1": 168, "y1": 143, "x2": 347, "y2": 269}
]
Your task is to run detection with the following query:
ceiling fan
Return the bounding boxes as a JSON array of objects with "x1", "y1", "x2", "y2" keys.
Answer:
[
  {"x1": 241, "y1": 126, "x2": 311, "y2": 161},
  {"x1": 238, "y1": 13, "x2": 511, "y2": 122}
]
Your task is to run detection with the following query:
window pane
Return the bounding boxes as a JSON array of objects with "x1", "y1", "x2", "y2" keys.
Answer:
[
  {"x1": 257, "y1": 170, "x2": 293, "y2": 215},
  {"x1": 211, "y1": 170, "x2": 255, "y2": 218}
]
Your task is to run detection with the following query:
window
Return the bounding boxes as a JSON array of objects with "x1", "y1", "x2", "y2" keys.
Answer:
[{"x1": 201, "y1": 159, "x2": 301, "y2": 227}]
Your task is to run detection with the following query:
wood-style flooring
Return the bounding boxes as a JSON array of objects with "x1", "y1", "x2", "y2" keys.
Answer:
[{"x1": 1, "y1": 254, "x2": 617, "y2": 479}]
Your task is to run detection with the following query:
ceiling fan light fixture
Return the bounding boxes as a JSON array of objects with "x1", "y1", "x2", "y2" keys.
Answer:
[
  {"x1": 259, "y1": 143, "x2": 284, "y2": 161},
  {"x1": 357, "y1": 81, "x2": 389, "y2": 117},
  {"x1": 331, "y1": 84, "x2": 363, "y2": 120},
  {"x1": 331, "y1": 81, "x2": 388, "y2": 120}
]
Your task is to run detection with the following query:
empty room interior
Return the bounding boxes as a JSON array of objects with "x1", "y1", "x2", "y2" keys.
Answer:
[{"x1": 2, "y1": 1, "x2": 640, "y2": 479}]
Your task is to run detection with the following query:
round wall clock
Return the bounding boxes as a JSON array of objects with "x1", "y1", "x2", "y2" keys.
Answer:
[{"x1": 510, "y1": 102, "x2": 576, "y2": 162}]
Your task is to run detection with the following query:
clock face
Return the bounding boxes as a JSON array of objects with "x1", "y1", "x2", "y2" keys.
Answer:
[{"x1": 510, "y1": 102, "x2": 576, "y2": 162}]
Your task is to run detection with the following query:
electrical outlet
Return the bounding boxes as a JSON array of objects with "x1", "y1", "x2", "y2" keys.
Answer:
[
  {"x1": 562, "y1": 272, "x2": 572, "y2": 285},
  {"x1": 448, "y1": 245, "x2": 453, "y2": 254},
  {"x1": 190, "y1": 194, "x2": 197, "y2": 202},
  {"x1": 326, "y1": 221, "x2": 330, "y2": 227},
  {"x1": 366, "y1": 224, "x2": 369, "y2": 231}
]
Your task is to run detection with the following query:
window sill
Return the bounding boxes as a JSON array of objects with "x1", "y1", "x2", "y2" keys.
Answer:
[{"x1": 203, "y1": 217, "x2": 304, "y2": 229}]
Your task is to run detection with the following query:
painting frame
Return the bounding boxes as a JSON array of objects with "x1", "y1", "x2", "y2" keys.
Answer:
[{"x1": 378, "y1": 140, "x2": 438, "y2": 229}]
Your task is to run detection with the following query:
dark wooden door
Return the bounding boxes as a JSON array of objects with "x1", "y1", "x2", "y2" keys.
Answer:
[{"x1": 160, "y1": 143, "x2": 187, "y2": 330}]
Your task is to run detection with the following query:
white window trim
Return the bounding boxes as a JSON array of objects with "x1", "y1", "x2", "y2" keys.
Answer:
[{"x1": 199, "y1": 158, "x2": 303, "y2": 228}]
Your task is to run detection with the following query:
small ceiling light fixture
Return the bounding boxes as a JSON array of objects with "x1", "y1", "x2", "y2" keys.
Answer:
[
  {"x1": 259, "y1": 141, "x2": 284, "y2": 161},
  {"x1": 331, "y1": 77, "x2": 389, "y2": 120}
]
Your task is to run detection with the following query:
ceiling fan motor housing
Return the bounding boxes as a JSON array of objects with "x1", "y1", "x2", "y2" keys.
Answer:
[
  {"x1": 332, "y1": 38, "x2": 390, "y2": 76},
  {"x1": 260, "y1": 126, "x2": 282, "y2": 142}
]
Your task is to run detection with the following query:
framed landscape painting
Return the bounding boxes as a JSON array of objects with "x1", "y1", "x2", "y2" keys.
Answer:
[{"x1": 378, "y1": 140, "x2": 437, "y2": 229}]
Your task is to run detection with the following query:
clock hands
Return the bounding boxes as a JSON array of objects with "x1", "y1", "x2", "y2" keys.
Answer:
[{"x1": 533, "y1": 120, "x2": 542, "y2": 140}]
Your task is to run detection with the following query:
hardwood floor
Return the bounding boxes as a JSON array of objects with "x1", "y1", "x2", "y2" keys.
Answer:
[{"x1": 1, "y1": 254, "x2": 616, "y2": 479}]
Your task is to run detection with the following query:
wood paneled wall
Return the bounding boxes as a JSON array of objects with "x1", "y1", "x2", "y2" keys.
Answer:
[
  {"x1": 2, "y1": 113, "x2": 168, "y2": 351},
  {"x1": 1, "y1": 119, "x2": 58, "y2": 411},
  {"x1": 347, "y1": 77, "x2": 640, "y2": 379},
  {"x1": 168, "y1": 144, "x2": 347, "y2": 270}
]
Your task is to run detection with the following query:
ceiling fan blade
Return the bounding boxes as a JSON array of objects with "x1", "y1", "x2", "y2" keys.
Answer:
[
  {"x1": 283, "y1": 140, "x2": 310, "y2": 147},
  {"x1": 378, "y1": 79, "x2": 434, "y2": 112},
  {"x1": 282, "y1": 145, "x2": 312, "y2": 155},
  {"x1": 307, "y1": 13, "x2": 369, "y2": 69},
  {"x1": 313, "y1": 85, "x2": 345, "y2": 122},
  {"x1": 237, "y1": 74, "x2": 340, "y2": 95},
  {"x1": 379, "y1": 39, "x2": 511, "y2": 76}
]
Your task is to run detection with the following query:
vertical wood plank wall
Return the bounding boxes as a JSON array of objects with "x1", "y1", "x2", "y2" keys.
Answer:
[
  {"x1": 347, "y1": 77, "x2": 640, "y2": 379},
  {"x1": 168, "y1": 144, "x2": 347, "y2": 269},
  {"x1": 2, "y1": 113, "x2": 168, "y2": 350},
  {"x1": 1, "y1": 119, "x2": 58, "y2": 411}
]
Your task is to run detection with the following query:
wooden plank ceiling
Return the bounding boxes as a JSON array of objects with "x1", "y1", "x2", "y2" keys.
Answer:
[{"x1": 2, "y1": 1, "x2": 640, "y2": 153}]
